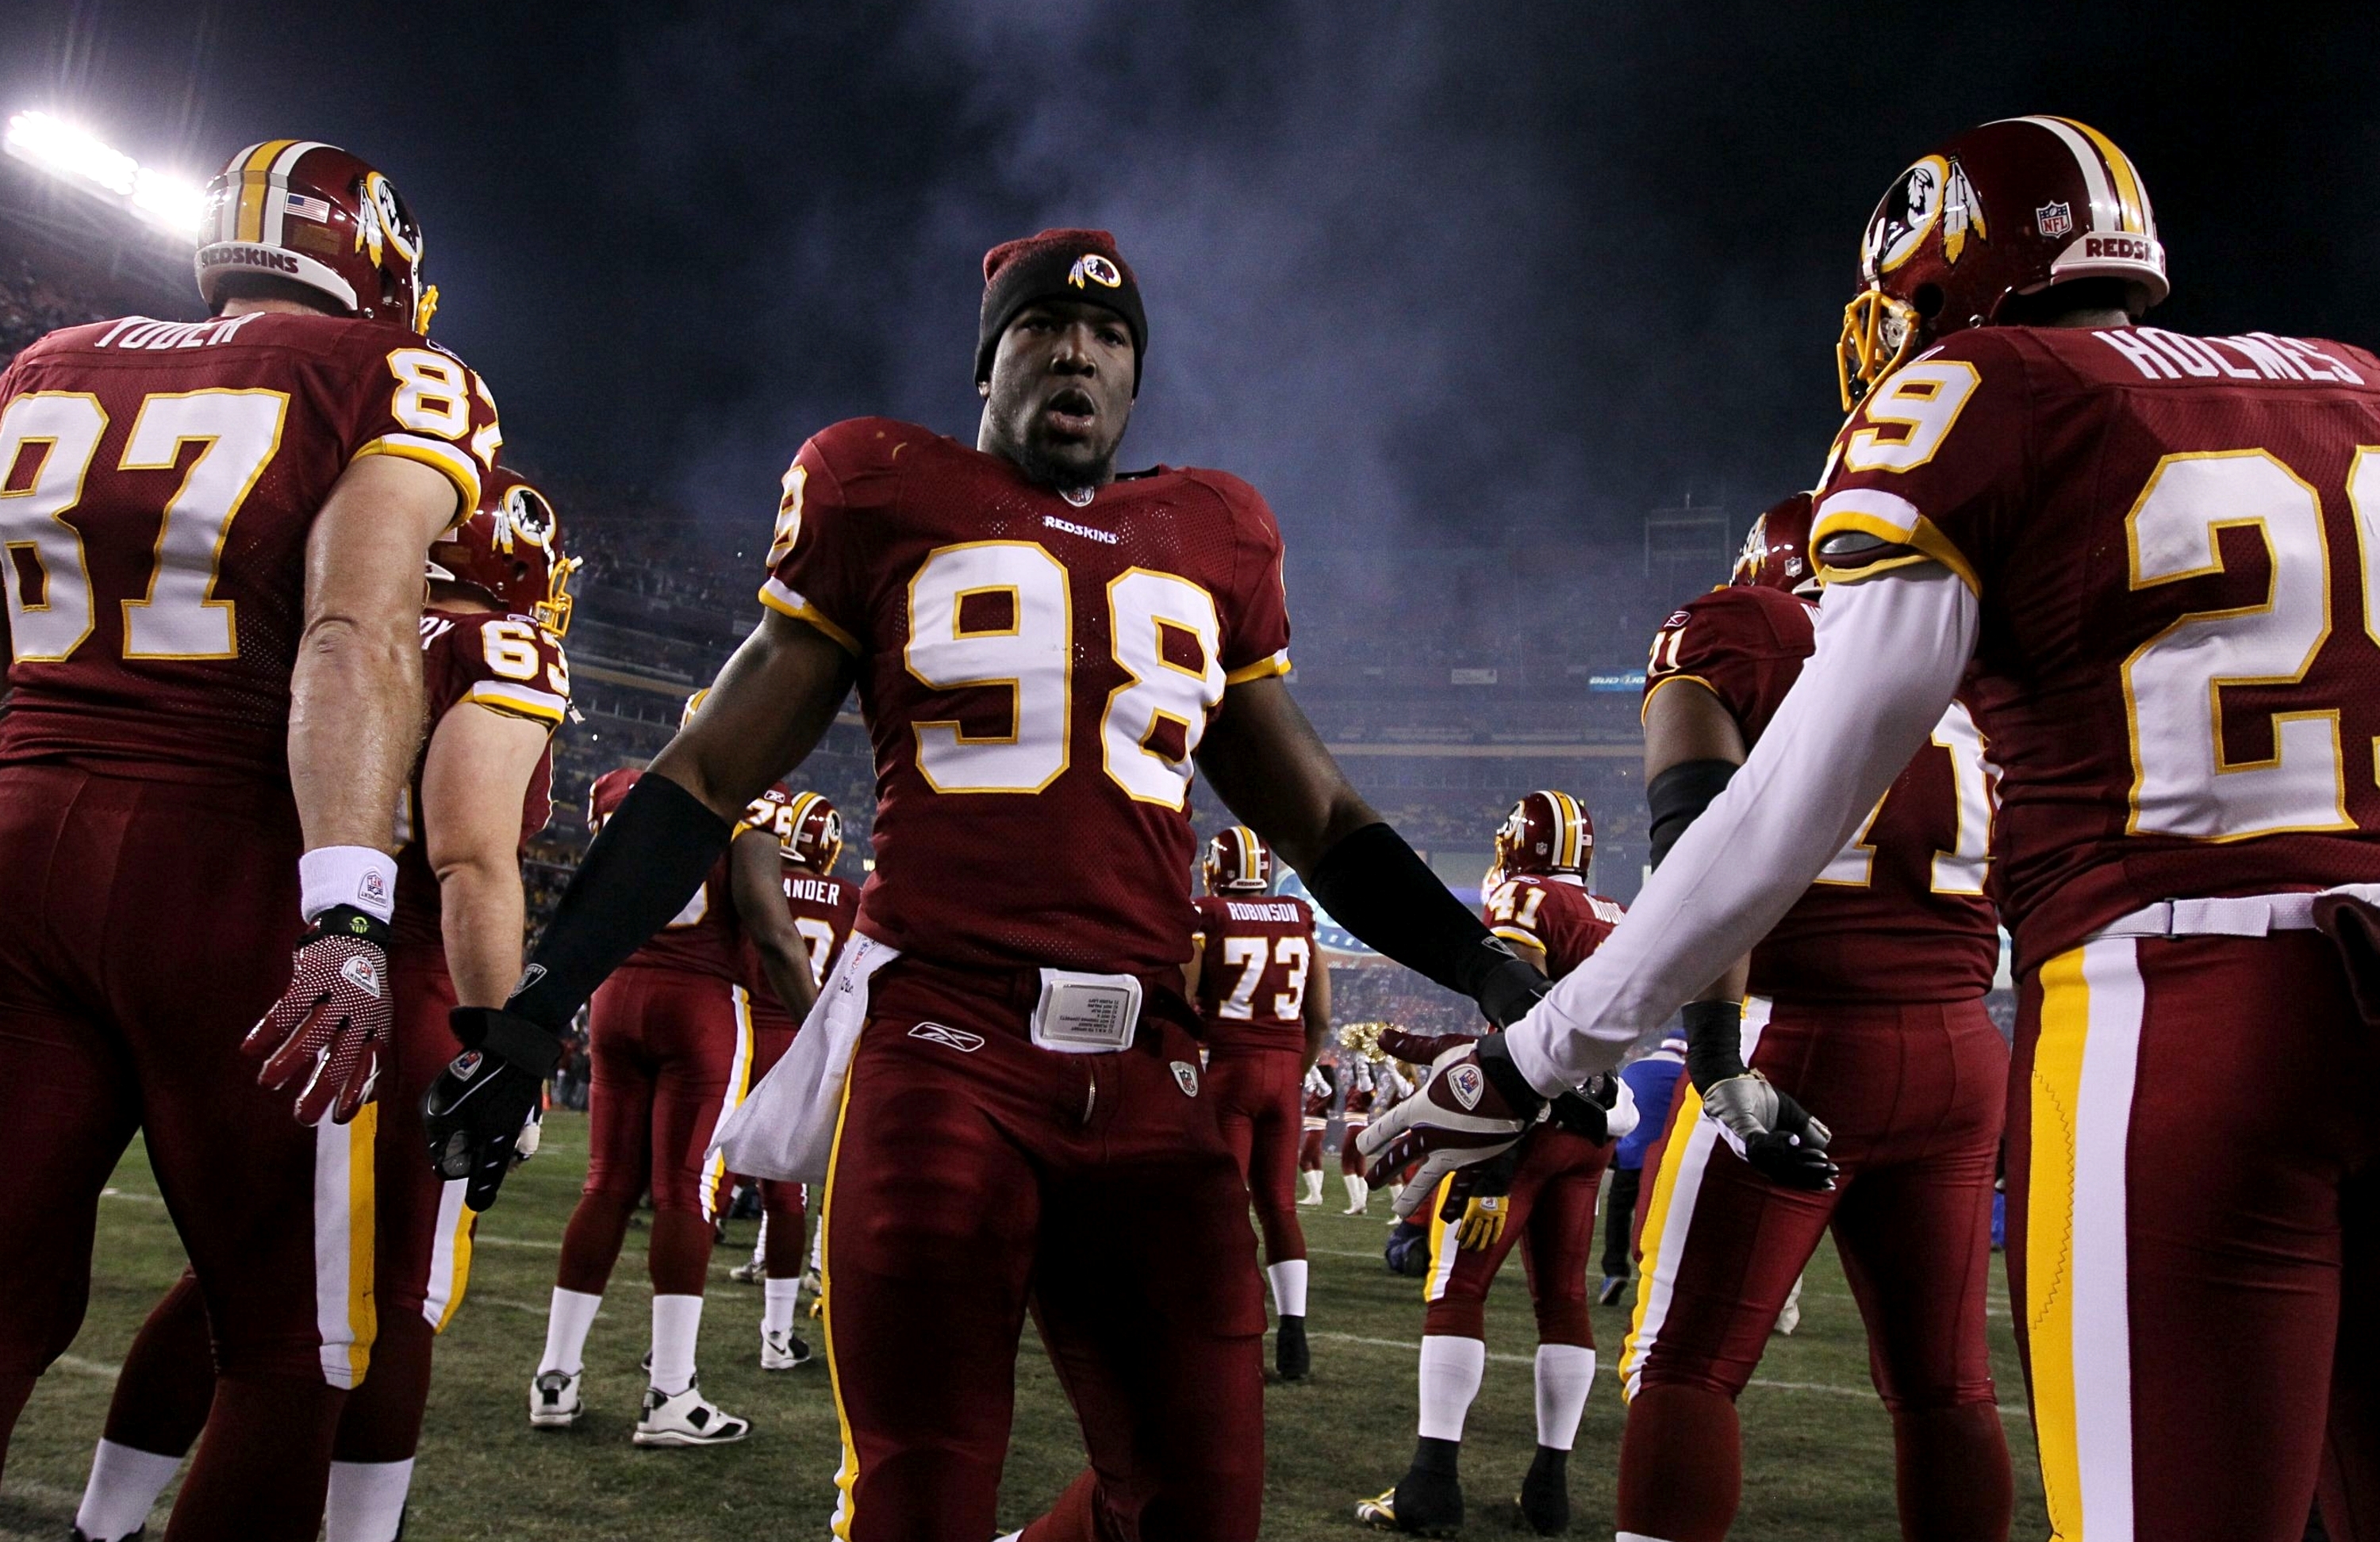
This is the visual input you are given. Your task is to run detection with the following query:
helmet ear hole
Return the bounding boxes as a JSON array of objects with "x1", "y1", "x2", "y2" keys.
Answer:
[{"x1": 1911, "y1": 283, "x2": 1945, "y2": 319}]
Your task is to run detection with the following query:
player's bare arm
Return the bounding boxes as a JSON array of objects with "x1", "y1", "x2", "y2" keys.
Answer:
[
  {"x1": 428, "y1": 607, "x2": 851, "y2": 1206},
  {"x1": 1182, "y1": 931, "x2": 1204, "y2": 1007},
  {"x1": 1301, "y1": 949, "x2": 1332, "y2": 1072},
  {"x1": 421, "y1": 701, "x2": 555, "y2": 1007},
  {"x1": 731, "y1": 823, "x2": 818, "y2": 1022},
  {"x1": 244, "y1": 451, "x2": 459, "y2": 1125}
]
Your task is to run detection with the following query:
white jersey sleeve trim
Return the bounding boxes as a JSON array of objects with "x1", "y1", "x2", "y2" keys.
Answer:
[{"x1": 1503, "y1": 564, "x2": 1980, "y2": 1095}]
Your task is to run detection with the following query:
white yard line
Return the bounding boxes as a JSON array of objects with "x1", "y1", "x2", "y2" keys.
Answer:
[{"x1": 1309, "y1": 1331, "x2": 2030, "y2": 1421}]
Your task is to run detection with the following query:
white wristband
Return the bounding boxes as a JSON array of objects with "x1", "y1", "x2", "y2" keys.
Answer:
[{"x1": 299, "y1": 845, "x2": 397, "y2": 924}]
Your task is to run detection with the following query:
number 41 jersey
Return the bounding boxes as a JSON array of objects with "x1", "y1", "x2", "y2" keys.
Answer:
[
  {"x1": 0, "y1": 311, "x2": 495, "y2": 782},
  {"x1": 1811, "y1": 324, "x2": 2380, "y2": 972},
  {"x1": 762, "y1": 418, "x2": 1292, "y2": 976}
]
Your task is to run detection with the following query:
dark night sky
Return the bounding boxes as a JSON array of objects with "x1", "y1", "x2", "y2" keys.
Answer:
[{"x1": 12, "y1": 1, "x2": 2380, "y2": 566}]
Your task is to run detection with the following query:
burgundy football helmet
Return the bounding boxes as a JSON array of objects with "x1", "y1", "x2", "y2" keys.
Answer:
[
  {"x1": 1730, "y1": 492, "x2": 1818, "y2": 596},
  {"x1": 781, "y1": 792, "x2": 844, "y2": 875},
  {"x1": 425, "y1": 468, "x2": 578, "y2": 634},
  {"x1": 196, "y1": 140, "x2": 438, "y2": 332},
  {"x1": 1838, "y1": 115, "x2": 2167, "y2": 409},
  {"x1": 1494, "y1": 791, "x2": 1591, "y2": 877},
  {"x1": 1203, "y1": 825, "x2": 1273, "y2": 894}
]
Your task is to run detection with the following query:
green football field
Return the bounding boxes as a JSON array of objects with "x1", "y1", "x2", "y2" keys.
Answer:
[{"x1": 0, "y1": 1111, "x2": 2048, "y2": 1540}]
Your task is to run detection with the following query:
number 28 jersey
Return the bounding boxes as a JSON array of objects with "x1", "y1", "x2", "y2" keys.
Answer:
[
  {"x1": 762, "y1": 418, "x2": 1293, "y2": 976},
  {"x1": 0, "y1": 312, "x2": 496, "y2": 782},
  {"x1": 1190, "y1": 893, "x2": 1316, "y2": 1053},
  {"x1": 1810, "y1": 325, "x2": 2380, "y2": 971},
  {"x1": 1645, "y1": 583, "x2": 2000, "y2": 1003}
]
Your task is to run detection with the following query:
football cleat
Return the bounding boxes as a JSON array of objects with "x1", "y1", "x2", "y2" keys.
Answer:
[
  {"x1": 633, "y1": 1378, "x2": 750, "y2": 1447},
  {"x1": 1274, "y1": 1314, "x2": 1310, "y2": 1382},
  {"x1": 1356, "y1": 1469, "x2": 1464, "y2": 1537},
  {"x1": 728, "y1": 1256, "x2": 763, "y2": 1285},
  {"x1": 761, "y1": 1327, "x2": 813, "y2": 1371},
  {"x1": 1518, "y1": 1446, "x2": 1570, "y2": 1536},
  {"x1": 1595, "y1": 1274, "x2": 1629, "y2": 1306},
  {"x1": 71, "y1": 1529, "x2": 145, "y2": 1542},
  {"x1": 528, "y1": 1368, "x2": 582, "y2": 1429}
]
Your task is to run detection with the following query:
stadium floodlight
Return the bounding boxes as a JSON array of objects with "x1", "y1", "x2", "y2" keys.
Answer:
[{"x1": 5, "y1": 109, "x2": 206, "y2": 238}]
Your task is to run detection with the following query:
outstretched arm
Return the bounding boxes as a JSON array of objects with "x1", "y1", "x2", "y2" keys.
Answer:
[
  {"x1": 1196, "y1": 677, "x2": 1547, "y2": 1028},
  {"x1": 1506, "y1": 565, "x2": 1978, "y2": 1093}
]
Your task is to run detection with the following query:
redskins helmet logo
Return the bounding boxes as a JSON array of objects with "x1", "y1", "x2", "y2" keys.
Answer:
[
  {"x1": 1864, "y1": 155, "x2": 1989, "y2": 278},
  {"x1": 1068, "y1": 253, "x2": 1123, "y2": 289}
]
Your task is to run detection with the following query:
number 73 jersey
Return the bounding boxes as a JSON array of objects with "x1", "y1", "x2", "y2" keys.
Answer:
[
  {"x1": 1810, "y1": 324, "x2": 2380, "y2": 972},
  {"x1": 762, "y1": 417, "x2": 1293, "y2": 976},
  {"x1": 0, "y1": 310, "x2": 497, "y2": 781},
  {"x1": 1644, "y1": 582, "x2": 2000, "y2": 1003}
]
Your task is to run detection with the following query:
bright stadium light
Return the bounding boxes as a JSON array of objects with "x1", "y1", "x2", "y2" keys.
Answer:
[{"x1": 5, "y1": 109, "x2": 206, "y2": 237}]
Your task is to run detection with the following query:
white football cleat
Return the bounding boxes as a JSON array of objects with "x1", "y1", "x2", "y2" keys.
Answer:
[
  {"x1": 728, "y1": 1257, "x2": 762, "y2": 1285},
  {"x1": 528, "y1": 1368, "x2": 582, "y2": 1428},
  {"x1": 761, "y1": 1327, "x2": 813, "y2": 1371},
  {"x1": 633, "y1": 1378, "x2": 750, "y2": 1447}
]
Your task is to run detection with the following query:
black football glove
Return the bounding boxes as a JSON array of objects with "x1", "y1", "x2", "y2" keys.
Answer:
[
  {"x1": 1702, "y1": 1072, "x2": 1837, "y2": 1191},
  {"x1": 424, "y1": 1007, "x2": 563, "y2": 1211},
  {"x1": 243, "y1": 905, "x2": 392, "y2": 1126}
]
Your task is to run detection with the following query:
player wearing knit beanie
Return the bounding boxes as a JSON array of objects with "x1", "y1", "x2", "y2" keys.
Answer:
[
  {"x1": 976, "y1": 228, "x2": 1146, "y2": 394},
  {"x1": 974, "y1": 228, "x2": 1147, "y2": 497}
]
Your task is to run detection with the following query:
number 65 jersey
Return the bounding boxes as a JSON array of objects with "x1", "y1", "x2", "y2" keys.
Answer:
[
  {"x1": 1810, "y1": 324, "x2": 2380, "y2": 972},
  {"x1": 762, "y1": 417, "x2": 1292, "y2": 977},
  {"x1": 0, "y1": 311, "x2": 496, "y2": 783}
]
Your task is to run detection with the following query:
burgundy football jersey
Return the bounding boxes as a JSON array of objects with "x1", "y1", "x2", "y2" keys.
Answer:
[
  {"x1": 589, "y1": 766, "x2": 746, "y2": 982},
  {"x1": 1644, "y1": 583, "x2": 1999, "y2": 1002},
  {"x1": 741, "y1": 785, "x2": 861, "y2": 1032},
  {"x1": 1191, "y1": 892, "x2": 1318, "y2": 1053},
  {"x1": 1810, "y1": 324, "x2": 2380, "y2": 970},
  {"x1": 1482, "y1": 875, "x2": 1623, "y2": 982},
  {"x1": 390, "y1": 607, "x2": 569, "y2": 948},
  {"x1": 0, "y1": 312, "x2": 497, "y2": 782},
  {"x1": 761, "y1": 418, "x2": 1292, "y2": 975}
]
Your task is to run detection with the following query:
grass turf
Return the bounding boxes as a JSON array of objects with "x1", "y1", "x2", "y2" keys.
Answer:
[{"x1": 1, "y1": 1111, "x2": 2047, "y2": 1540}]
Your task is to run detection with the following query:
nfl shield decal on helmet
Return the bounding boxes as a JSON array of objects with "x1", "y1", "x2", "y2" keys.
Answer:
[
  {"x1": 2035, "y1": 200, "x2": 2074, "y2": 237},
  {"x1": 1447, "y1": 1063, "x2": 1485, "y2": 1110},
  {"x1": 1171, "y1": 1061, "x2": 1200, "y2": 1097}
]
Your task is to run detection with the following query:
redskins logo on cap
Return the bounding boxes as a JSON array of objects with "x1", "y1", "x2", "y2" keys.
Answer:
[{"x1": 1068, "y1": 253, "x2": 1123, "y2": 289}]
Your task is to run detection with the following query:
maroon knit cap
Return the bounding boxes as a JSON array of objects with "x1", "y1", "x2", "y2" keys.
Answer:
[{"x1": 976, "y1": 228, "x2": 1146, "y2": 394}]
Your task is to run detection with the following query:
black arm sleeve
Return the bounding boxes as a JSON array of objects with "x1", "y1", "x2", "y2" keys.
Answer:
[
  {"x1": 1682, "y1": 998, "x2": 1748, "y2": 1088},
  {"x1": 1647, "y1": 758, "x2": 1740, "y2": 869},
  {"x1": 507, "y1": 773, "x2": 735, "y2": 1033},
  {"x1": 1303, "y1": 821, "x2": 1530, "y2": 1004}
]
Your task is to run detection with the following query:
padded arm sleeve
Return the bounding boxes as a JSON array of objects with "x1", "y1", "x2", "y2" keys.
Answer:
[
  {"x1": 508, "y1": 772, "x2": 735, "y2": 1033},
  {"x1": 1502, "y1": 566, "x2": 1980, "y2": 1095}
]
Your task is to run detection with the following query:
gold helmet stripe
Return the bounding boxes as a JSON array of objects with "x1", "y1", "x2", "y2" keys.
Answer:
[
  {"x1": 1236, "y1": 826, "x2": 1263, "y2": 886},
  {"x1": 2056, "y1": 117, "x2": 2150, "y2": 236},
  {"x1": 232, "y1": 139, "x2": 297, "y2": 243}
]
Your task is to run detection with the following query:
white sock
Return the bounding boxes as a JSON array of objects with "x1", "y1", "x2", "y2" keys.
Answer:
[
  {"x1": 763, "y1": 1276, "x2": 800, "y2": 1337},
  {"x1": 650, "y1": 1293, "x2": 704, "y2": 1394},
  {"x1": 1415, "y1": 1333, "x2": 1486, "y2": 1441},
  {"x1": 538, "y1": 1287, "x2": 602, "y2": 1376},
  {"x1": 1266, "y1": 1259, "x2": 1309, "y2": 1318},
  {"x1": 324, "y1": 1457, "x2": 416, "y2": 1542},
  {"x1": 1617, "y1": 1534, "x2": 1680, "y2": 1542},
  {"x1": 1533, "y1": 1344, "x2": 1596, "y2": 1450},
  {"x1": 750, "y1": 1212, "x2": 769, "y2": 1270},
  {"x1": 808, "y1": 1212, "x2": 825, "y2": 1273},
  {"x1": 75, "y1": 1438, "x2": 182, "y2": 1540}
]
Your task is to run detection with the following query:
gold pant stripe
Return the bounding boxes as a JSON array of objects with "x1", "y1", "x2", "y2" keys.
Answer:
[{"x1": 820, "y1": 1037, "x2": 864, "y2": 1540}]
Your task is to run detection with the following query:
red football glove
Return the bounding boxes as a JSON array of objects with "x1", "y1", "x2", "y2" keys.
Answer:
[
  {"x1": 243, "y1": 906, "x2": 393, "y2": 1126},
  {"x1": 1358, "y1": 1033, "x2": 1547, "y2": 1218}
]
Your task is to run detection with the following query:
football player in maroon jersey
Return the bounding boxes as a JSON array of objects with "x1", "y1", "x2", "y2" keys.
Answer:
[
  {"x1": 426, "y1": 228, "x2": 1554, "y2": 1540},
  {"x1": 1185, "y1": 825, "x2": 1330, "y2": 1380},
  {"x1": 71, "y1": 468, "x2": 573, "y2": 1542},
  {"x1": 1366, "y1": 117, "x2": 2380, "y2": 1541},
  {"x1": 1601, "y1": 497, "x2": 2010, "y2": 1542},
  {"x1": 727, "y1": 786, "x2": 854, "y2": 1367},
  {"x1": 0, "y1": 140, "x2": 495, "y2": 1542},
  {"x1": 1359, "y1": 791, "x2": 1633, "y2": 1536},
  {"x1": 525, "y1": 698, "x2": 813, "y2": 1448}
]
